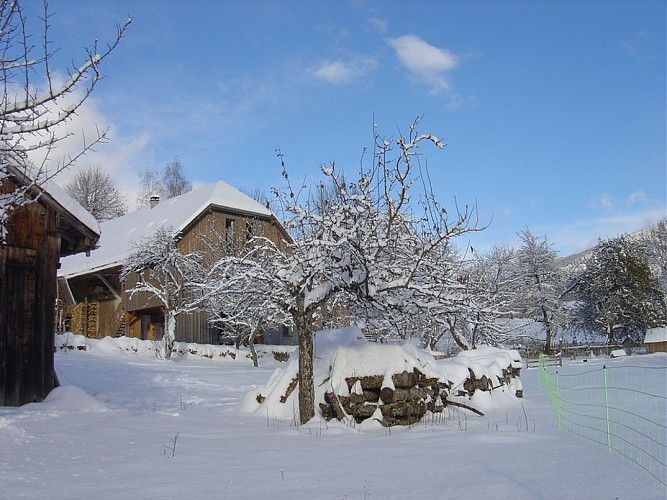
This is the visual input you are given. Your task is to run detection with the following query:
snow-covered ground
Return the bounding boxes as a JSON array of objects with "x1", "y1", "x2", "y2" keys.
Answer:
[{"x1": 1, "y1": 337, "x2": 665, "y2": 500}]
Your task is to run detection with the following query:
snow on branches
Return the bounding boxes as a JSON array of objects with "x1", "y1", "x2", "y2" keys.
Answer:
[
  {"x1": 571, "y1": 234, "x2": 667, "y2": 343},
  {"x1": 121, "y1": 226, "x2": 203, "y2": 359},
  {"x1": 0, "y1": 1, "x2": 130, "y2": 239},
  {"x1": 197, "y1": 237, "x2": 294, "y2": 367},
  {"x1": 273, "y1": 117, "x2": 481, "y2": 423}
]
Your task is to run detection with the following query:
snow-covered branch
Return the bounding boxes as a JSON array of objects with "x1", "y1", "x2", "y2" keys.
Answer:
[
  {"x1": 0, "y1": 0, "x2": 130, "y2": 239},
  {"x1": 121, "y1": 226, "x2": 203, "y2": 359},
  {"x1": 273, "y1": 117, "x2": 483, "y2": 423}
]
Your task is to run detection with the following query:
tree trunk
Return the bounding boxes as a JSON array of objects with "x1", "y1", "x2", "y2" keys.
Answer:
[
  {"x1": 164, "y1": 310, "x2": 176, "y2": 360},
  {"x1": 447, "y1": 318, "x2": 470, "y2": 351},
  {"x1": 295, "y1": 299, "x2": 315, "y2": 424},
  {"x1": 606, "y1": 324, "x2": 615, "y2": 344},
  {"x1": 542, "y1": 307, "x2": 553, "y2": 354},
  {"x1": 249, "y1": 320, "x2": 262, "y2": 368}
]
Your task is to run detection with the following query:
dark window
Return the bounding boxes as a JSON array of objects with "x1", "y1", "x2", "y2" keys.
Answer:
[{"x1": 225, "y1": 218, "x2": 236, "y2": 245}]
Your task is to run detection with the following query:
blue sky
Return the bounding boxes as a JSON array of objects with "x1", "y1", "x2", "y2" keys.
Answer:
[{"x1": 29, "y1": 0, "x2": 665, "y2": 256}]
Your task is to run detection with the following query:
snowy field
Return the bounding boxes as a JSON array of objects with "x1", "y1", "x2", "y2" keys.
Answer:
[{"x1": 1, "y1": 338, "x2": 665, "y2": 500}]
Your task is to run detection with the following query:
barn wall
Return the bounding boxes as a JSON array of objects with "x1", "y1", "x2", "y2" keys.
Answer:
[
  {"x1": 98, "y1": 299, "x2": 120, "y2": 337},
  {"x1": 124, "y1": 271, "x2": 163, "y2": 311},
  {"x1": 646, "y1": 341, "x2": 667, "y2": 354},
  {"x1": 0, "y1": 194, "x2": 59, "y2": 406},
  {"x1": 175, "y1": 311, "x2": 216, "y2": 345},
  {"x1": 120, "y1": 208, "x2": 288, "y2": 344}
]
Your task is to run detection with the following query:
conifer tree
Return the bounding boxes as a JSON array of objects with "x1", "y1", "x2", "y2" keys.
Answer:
[{"x1": 573, "y1": 235, "x2": 667, "y2": 343}]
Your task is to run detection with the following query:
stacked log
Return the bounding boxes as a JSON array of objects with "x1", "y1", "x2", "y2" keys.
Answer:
[{"x1": 319, "y1": 363, "x2": 521, "y2": 427}]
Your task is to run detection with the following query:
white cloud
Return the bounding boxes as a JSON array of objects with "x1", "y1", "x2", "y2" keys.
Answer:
[
  {"x1": 544, "y1": 207, "x2": 666, "y2": 256},
  {"x1": 627, "y1": 191, "x2": 648, "y2": 204},
  {"x1": 386, "y1": 35, "x2": 458, "y2": 94},
  {"x1": 367, "y1": 17, "x2": 388, "y2": 35},
  {"x1": 21, "y1": 79, "x2": 152, "y2": 211},
  {"x1": 621, "y1": 31, "x2": 661, "y2": 61},
  {"x1": 596, "y1": 194, "x2": 614, "y2": 209},
  {"x1": 313, "y1": 57, "x2": 377, "y2": 85}
]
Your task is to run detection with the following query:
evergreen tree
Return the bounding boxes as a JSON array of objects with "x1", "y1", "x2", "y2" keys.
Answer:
[
  {"x1": 642, "y1": 218, "x2": 667, "y2": 295},
  {"x1": 573, "y1": 235, "x2": 667, "y2": 343}
]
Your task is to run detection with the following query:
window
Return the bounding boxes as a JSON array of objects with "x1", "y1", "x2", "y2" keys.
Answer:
[
  {"x1": 245, "y1": 221, "x2": 254, "y2": 242},
  {"x1": 225, "y1": 218, "x2": 236, "y2": 245}
]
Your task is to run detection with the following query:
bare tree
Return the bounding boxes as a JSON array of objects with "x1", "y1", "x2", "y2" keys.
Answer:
[
  {"x1": 515, "y1": 228, "x2": 566, "y2": 353},
  {"x1": 242, "y1": 187, "x2": 274, "y2": 211},
  {"x1": 64, "y1": 166, "x2": 127, "y2": 220},
  {"x1": 121, "y1": 226, "x2": 204, "y2": 359},
  {"x1": 136, "y1": 167, "x2": 165, "y2": 207},
  {"x1": 162, "y1": 158, "x2": 191, "y2": 199},
  {"x1": 448, "y1": 245, "x2": 524, "y2": 350},
  {"x1": 137, "y1": 159, "x2": 192, "y2": 207},
  {"x1": 0, "y1": 0, "x2": 131, "y2": 239},
  {"x1": 274, "y1": 117, "x2": 480, "y2": 424},
  {"x1": 198, "y1": 238, "x2": 293, "y2": 367}
]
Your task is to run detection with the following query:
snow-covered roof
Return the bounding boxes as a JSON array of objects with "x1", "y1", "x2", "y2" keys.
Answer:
[
  {"x1": 60, "y1": 180, "x2": 274, "y2": 278},
  {"x1": 3, "y1": 162, "x2": 100, "y2": 238},
  {"x1": 644, "y1": 327, "x2": 667, "y2": 344},
  {"x1": 42, "y1": 177, "x2": 100, "y2": 237}
]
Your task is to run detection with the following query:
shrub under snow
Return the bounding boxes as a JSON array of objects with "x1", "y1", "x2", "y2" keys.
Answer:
[{"x1": 54, "y1": 333, "x2": 295, "y2": 362}]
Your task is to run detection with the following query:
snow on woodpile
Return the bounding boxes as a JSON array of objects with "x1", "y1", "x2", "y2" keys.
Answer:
[{"x1": 240, "y1": 326, "x2": 523, "y2": 427}]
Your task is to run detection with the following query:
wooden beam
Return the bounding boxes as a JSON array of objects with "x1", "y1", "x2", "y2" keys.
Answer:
[{"x1": 94, "y1": 273, "x2": 122, "y2": 301}]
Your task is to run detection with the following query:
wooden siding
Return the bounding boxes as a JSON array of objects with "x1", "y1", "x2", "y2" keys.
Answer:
[
  {"x1": 65, "y1": 204, "x2": 290, "y2": 345},
  {"x1": 123, "y1": 271, "x2": 164, "y2": 312},
  {"x1": 175, "y1": 311, "x2": 217, "y2": 345},
  {"x1": 67, "y1": 298, "x2": 120, "y2": 338},
  {"x1": 0, "y1": 185, "x2": 59, "y2": 405},
  {"x1": 646, "y1": 341, "x2": 667, "y2": 353},
  {"x1": 176, "y1": 208, "x2": 289, "y2": 262}
]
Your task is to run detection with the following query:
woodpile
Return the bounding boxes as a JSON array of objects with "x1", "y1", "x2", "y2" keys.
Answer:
[{"x1": 318, "y1": 364, "x2": 521, "y2": 427}]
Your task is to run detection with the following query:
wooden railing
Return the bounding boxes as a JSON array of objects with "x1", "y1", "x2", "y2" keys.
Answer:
[{"x1": 110, "y1": 302, "x2": 125, "y2": 337}]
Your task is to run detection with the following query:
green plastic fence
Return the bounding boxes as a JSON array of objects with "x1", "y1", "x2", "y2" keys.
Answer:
[{"x1": 538, "y1": 355, "x2": 666, "y2": 487}]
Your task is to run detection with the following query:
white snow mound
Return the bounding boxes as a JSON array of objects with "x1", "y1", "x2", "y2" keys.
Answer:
[
  {"x1": 23, "y1": 385, "x2": 108, "y2": 412},
  {"x1": 240, "y1": 326, "x2": 523, "y2": 423}
]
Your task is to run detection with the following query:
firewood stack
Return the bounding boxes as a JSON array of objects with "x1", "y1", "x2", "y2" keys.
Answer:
[{"x1": 318, "y1": 363, "x2": 521, "y2": 427}]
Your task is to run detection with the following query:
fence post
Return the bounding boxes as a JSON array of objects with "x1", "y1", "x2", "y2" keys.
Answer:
[
  {"x1": 555, "y1": 370, "x2": 561, "y2": 428},
  {"x1": 603, "y1": 365, "x2": 611, "y2": 450}
]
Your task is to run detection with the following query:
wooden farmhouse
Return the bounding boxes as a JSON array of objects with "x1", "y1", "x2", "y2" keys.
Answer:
[
  {"x1": 59, "y1": 180, "x2": 292, "y2": 346},
  {"x1": 1, "y1": 165, "x2": 100, "y2": 406}
]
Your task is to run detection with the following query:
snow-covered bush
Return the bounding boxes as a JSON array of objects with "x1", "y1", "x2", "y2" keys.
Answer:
[
  {"x1": 54, "y1": 333, "x2": 296, "y2": 363},
  {"x1": 55, "y1": 333, "x2": 89, "y2": 351}
]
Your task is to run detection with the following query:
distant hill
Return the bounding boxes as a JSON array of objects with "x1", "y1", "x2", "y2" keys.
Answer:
[{"x1": 555, "y1": 226, "x2": 654, "y2": 273}]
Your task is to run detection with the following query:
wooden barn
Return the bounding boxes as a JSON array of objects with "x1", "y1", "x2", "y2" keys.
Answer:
[
  {"x1": 59, "y1": 180, "x2": 292, "y2": 345},
  {"x1": 1, "y1": 166, "x2": 100, "y2": 406},
  {"x1": 644, "y1": 326, "x2": 667, "y2": 354}
]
